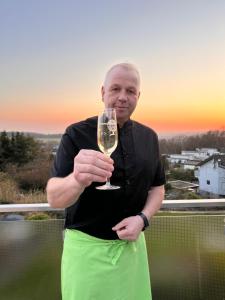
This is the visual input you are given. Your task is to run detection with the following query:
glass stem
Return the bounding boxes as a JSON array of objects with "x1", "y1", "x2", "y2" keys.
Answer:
[
  {"x1": 106, "y1": 178, "x2": 111, "y2": 187},
  {"x1": 106, "y1": 153, "x2": 111, "y2": 187}
]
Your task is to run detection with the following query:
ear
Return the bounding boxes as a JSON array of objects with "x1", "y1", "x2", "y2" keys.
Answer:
[{"x1": 101, "y1": 86, "x2": 105, "y2": 102}]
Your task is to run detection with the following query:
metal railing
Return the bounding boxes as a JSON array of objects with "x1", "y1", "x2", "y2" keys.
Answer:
[{"x1": 0, "y1": 199, "x2": 225, "y2": 212}]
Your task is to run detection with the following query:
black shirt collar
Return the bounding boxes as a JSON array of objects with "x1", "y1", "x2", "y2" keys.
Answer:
[{"x1": 119, "y1": 119, "x2": 133, "y2": 132}]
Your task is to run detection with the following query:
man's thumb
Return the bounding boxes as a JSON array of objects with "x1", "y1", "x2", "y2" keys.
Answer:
[{"x1": 112, "y1": 220, "x2": 126, "y2": 231}]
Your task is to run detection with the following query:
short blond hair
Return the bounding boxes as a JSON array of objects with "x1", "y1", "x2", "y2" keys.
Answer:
[{"x1": 103, "y1": 63, "x2": 140, "y2": 87}]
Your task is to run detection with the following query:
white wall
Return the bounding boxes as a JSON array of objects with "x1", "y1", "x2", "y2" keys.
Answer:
[
  {"x1": 168, "y1": 155, "x2": 191, "y2": 164},
  {"x1": 218, "y1": 167, "x2": 225, "y2": 195},
  {"x1": 198, "y1": 160, "x2": 219, "y2": 194},
  {"x1": 183, "y1": 164, "x2": 196, "y2": 170}
]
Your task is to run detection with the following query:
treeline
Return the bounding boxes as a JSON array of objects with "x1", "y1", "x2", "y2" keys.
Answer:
[
  {"x1": 5, "y1": 131, "x2": 62, "y2": 139},
  {"x1": 159, "y1": 131, "x2": 225, "y2": 154},
  {"x1": 0, "y1": 131, "x2": 40, "y2": 170}
]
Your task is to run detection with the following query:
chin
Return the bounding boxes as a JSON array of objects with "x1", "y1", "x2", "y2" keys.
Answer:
[
  {"x1": 116, "y1": 108, "x2": 128, "y2": 115},
  {"x1": 116, "y1": 112, "x2": 126, "y2": 119}
]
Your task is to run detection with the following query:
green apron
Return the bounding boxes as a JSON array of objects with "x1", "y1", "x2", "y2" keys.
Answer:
[{"x1": 61, "y1": 229, "x2": 152, "y2": 300}]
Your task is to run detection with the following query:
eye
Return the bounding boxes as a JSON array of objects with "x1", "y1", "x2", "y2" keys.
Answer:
[
  {"x1": 111, "y1": 87, "x2": 119, "y2": 92},
  {"x1": 128, "y1": 89, "x2": 135, "y2": 94}
]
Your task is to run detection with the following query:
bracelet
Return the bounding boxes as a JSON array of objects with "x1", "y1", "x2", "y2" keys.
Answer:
[{"x1": 137, "y1": 212, "x2": 150, "y2": 231}]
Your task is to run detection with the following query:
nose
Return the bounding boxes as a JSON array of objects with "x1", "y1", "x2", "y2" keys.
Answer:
[{"x1": 118, "y1": 89, "x2": 127, "y2": 102}]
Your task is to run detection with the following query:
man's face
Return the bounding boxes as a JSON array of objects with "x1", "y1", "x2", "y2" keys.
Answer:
[{"x1": 101, "y1": 67, "x2": 140, "y2": 126}]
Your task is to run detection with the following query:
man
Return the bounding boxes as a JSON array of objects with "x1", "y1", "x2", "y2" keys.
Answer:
[{"x1": 47, "y1": 63, "x2": 165, "y2": 300}]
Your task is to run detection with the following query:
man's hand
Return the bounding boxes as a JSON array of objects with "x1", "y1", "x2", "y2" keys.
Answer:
[
  {"x1": 73, "y1": 149, "x2": 114, "y2": 188},
  {"x1": 112, "y1": 216, "x2": 144, "y2": 241}
]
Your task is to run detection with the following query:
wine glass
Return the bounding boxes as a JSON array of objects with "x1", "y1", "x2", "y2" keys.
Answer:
[{"x1": 96, "y1": 108, "x2": 120, "y2": 190}]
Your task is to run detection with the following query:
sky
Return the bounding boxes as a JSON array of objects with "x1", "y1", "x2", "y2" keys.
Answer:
[{"x1": 1, "y1": 0, "x2": 225, "y2": 135}]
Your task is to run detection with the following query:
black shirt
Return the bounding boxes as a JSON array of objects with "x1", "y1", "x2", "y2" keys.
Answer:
[{"x1": 51, "y1": 116, "x2": 165, "y2": 239}]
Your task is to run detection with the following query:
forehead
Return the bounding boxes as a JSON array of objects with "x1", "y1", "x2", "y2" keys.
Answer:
[{"x1": 105, "y1": 67, "x2": 140, "y2": 89}]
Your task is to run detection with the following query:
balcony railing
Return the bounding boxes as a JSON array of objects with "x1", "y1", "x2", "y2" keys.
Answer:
[
  {"x1": 1, "y1": 199, "x2": 225, "y2": 212},
  {"x1": 0, "y1": 200, "x2": 225, "y2": 300}
]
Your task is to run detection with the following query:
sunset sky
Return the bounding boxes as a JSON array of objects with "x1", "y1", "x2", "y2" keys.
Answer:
[{"x1": 1, "y1": 0, "x2": 225, "y2": 135}]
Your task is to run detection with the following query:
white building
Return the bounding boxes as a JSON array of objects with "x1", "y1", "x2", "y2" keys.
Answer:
[
  {"x1": 167, "y1": 154, "x2": 192, "y2": 164},
  {"x1": 52, "y1": 145, "x2": 59, "y2": 156},
  {"x1": 168, "y1": 148, "x2": 219, "y2": 167},
  {"x1": 181, "y1": 150, "x2": 198, "y2": 158},
  {"x1": 181, "y1": 160, "x2": 200, "y2": 170},
  {"x1": 196, "y1": 155, "x2": 225, "y2": 196},
  {"x1": 181, "y1": 148, "x2": 219, "y2": 160}
]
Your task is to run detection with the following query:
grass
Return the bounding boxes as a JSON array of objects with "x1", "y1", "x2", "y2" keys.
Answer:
[{"x1": 0, "y1": 172, "x2": 47, "y2": 204}]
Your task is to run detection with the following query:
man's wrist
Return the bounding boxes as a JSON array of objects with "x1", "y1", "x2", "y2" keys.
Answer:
[
  {"x1": 137, "y1": 212, "x2": 150, "y2": 231},
  {"x1": 68, "y1": 173, "x2": 85, "y2": 193}
]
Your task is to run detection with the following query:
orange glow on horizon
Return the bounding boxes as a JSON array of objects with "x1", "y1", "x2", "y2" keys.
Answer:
[{"x1": 1, "y1": 83, "x2": 224, "y2": 134}]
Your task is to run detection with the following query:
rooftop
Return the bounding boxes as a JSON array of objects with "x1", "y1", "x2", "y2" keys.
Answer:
[
  {"x1": 168, "y1": 180, "x2": 199, "y2": 190},
  {"x1": 198, "y1": 154, "x2": 225, "y2": 168}
]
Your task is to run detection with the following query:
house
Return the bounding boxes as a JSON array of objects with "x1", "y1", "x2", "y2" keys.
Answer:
[
  {"x1": 182, "y1": 148, "x2": 219, "y2": 158},
  {"x1": 196, "y1": 154, "x2": 225, "y2": 196},
  {"x1": 167, "y1": 148, "x2": 219, "y2": 169},
  {"x1": 181, "y1": 160, "x2": 200, "y2": 170},
  {"x1": 52, "y1": 145, "x2": 59, "y2": 156},
  {"x1": 167, "y1": 154, "x2": 192, "y2": 164}
]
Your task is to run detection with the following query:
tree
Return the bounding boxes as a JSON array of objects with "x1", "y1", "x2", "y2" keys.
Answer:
[
  {"x1": 159, "y1": 130, "x2": 225, "y2": 154},
  {"x1": 0, "y1": 131, "x2": 11, "y2": 169},
  {"x1": 0, "y1": 131, "x2": 40, "y2": 169},
  {"x1": 161, "y1": 155, "x2": 170, "y2": 171}
]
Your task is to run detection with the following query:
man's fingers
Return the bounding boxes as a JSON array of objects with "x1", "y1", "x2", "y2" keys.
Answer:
[
  {"x1": 116, "y1": 227, "x2": 139, "y2": 241},
  {"x1": 76, "y1": 156, "x2": 114, "y2": 172},
  {"x1": 112, "y1": 216, "x2": 143, "y2": 241},
  {"x1": 75, "y1": 150, "x2": 114, "y2": 172},
  {"x1": 95, "y1": 157, "x2": 114, "y2": 171},
  {"x1": 118, "y1": 234, "x2": 129, "y2": 240},
  {"x1": 73, "y1": 149, "x2": 115, "y2": 187},
  {"x1": 76, "y1": 173, "x2": 107, "y2": 185},
  {"x1": 112, "y1": 219, "x2": 127, "y2": 231},
  {"x1": 76, "y1": 163, "x2": 112, "y2": 178},
  {"x1": 81, "y1": 149, "x2": 113, "y2": 164},
  {"x1": 116, "y1": 229, "x2": 134, "y2": 240}
]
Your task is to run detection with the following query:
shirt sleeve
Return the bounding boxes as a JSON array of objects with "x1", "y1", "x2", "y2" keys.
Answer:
[
  {"x1": 152, "y1": 157, "x2": 166, "y2": 186},
  {"x1": 50, "y1": 127, "x2": 79, "y2": 178},
  {"x1": 151, "y1": 132, "x2": 166, "y2": 187}
]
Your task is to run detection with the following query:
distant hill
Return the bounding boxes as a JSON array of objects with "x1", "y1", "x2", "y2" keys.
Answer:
[
  {"x1": 27, "y1": 132, "x2": 62, "y2": 139},
  {"x1": 5, "y1": 131, "x2": 62, "y2": 139},
  {"x1": 159, "y1": 130, "x2": 225, "y2": 154},
  {"x1": 158, "y1": 131, "x2": 206, "y2": 140}
]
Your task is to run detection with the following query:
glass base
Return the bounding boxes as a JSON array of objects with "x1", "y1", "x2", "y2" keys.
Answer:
[{"x1": 96, "y1": 184, "x2": 120, "y2": 190}]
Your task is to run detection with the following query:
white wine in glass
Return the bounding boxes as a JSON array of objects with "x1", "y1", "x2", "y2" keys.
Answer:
[{"x1": 96, "y1": 108, "x2": 120, "y2": 190}]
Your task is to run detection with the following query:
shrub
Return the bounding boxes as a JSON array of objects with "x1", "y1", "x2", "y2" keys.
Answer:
[
  {"x1": 183, "y1": 191, "x2": 202, "y2": 199},
  {"x1": 17, "y1": 190, "x2": 47, "y2": 204},
  {"x1": 165, "y1": 183, "x2": 172, "y2": 191},
  {"x1": 169, "y1": 168, "x2": 195, "y2": 181},
  {"x1": 25, "y1": 212, "x2": 50, "y2": 220},
  {"x1": 6, "y1": 156, "x2": 53, "y2": 191},
  {"x1": 0, "y1": 172, "x2": 19, "y2": 204},
  {"x1": 0, "y1": 172, "x2": 47, "y2": 204}
]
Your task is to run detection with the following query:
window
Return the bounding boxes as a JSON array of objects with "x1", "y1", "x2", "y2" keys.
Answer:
[{"x1": 207, "y1": 180, "x2": 210, "y2": 185}]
